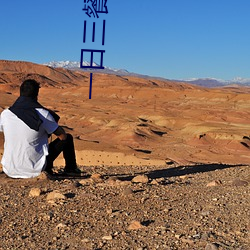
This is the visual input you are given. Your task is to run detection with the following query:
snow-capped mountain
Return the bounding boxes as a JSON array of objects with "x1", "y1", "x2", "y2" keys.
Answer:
[
  {"x1": 44, "y1": 61, "x2": 250, "y2": 87},
  {"x1": 44, "y1": 60, "x2": 99, "y2": 69},
  {"x1": 230, "y1": 77, "x2": 250, "y2": 85},
  {"x1": 180, "y1": 77, "x2": 250, "y2": 87},
  {"x1": 43, "y1": 60, "x2": 129, "y2": 75}
]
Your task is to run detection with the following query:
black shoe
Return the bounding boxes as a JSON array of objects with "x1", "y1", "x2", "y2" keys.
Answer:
[
  {"x1": 63, "y1": 167, "x2": 82, "y2": 176},
  {"x1": 44, "y1": 168, "x2": 54, "y2": 175}
]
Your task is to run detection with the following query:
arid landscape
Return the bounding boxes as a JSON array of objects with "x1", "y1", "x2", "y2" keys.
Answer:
[{"x1": 0, "y1": 60, "x2": 249, "y2": 249}]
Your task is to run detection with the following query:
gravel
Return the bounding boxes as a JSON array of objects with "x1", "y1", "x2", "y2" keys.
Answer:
[{"x1": 0, "y1": 163, "x2": 249, "y2": 250}]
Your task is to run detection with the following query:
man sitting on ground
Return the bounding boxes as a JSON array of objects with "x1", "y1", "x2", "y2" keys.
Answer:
[{"x1": 0, "y1": 79, "x2": 81, "y2": 178}]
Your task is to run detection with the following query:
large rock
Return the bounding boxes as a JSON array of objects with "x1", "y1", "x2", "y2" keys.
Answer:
[
  {"x1": 131, "y1": 175, "x2": 149, "y2": 184},
  {"x1": 29, "y1": 188, "x2": 41, "y2": 197},
  {"x1": 205, "y1": 243, "x2": 219, "y2": 250},
  {"x1": 127, "y1": 220, "x2": 145, "y2": 230},
  {"x1": 206, "y1": 180, "x2": 222, "y2": 187},
  {"x1": 46, "y1": 191, "x2": 66, "y2": 201}
]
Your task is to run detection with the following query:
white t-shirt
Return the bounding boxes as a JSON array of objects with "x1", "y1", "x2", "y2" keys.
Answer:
[{"x1": 0, "y1": 108, "x2": 58, "y2": 178}]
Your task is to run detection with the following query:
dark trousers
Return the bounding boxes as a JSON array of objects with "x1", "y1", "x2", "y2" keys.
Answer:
[{"x1": 45, "y1": 134, "x2": 77, "y2": 172}]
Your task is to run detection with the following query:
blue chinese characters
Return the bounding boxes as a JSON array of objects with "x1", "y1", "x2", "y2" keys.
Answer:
[
  {"x1": 81, "y1": 0, "x2": 108, "y2": 99},
  {"x1": 83, "y1": 0, "x2": 108, "y2": 18}
]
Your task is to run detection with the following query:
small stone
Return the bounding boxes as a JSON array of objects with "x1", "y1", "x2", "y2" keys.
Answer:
[
  {"x1": 206, "y1": 180, "x2": 222, "y2": 187},
  {"x1": 107, "y1": 176, "x2": 119, "y2": 182},
  {"x1": 122, "y1": 187, "x2": 134, "y2": 196},
  {"x1": 29, "y1": 188, "x2": 41, "y2": 197},
  {"x1": 113, "y1": 231, "x2": 119, "y2": 236},
  {"x1": 82, "y1": 238, "x2": 90, "y2": 243},
  {"x1": 205, "y1": 243, "x2": 219, "y2": 250},
  {"x1": 140, "y1": 197, "x2": 149, "y2": 203},
  {"x1": 107, "y1": 209, "x2": 113, "y2": 214},
  {"x1": 43, "y1": 214, "x2": 51, "y2": 221},
  {"x1": 120, "y1": 180, "x2": 131, "y2": 186},
  {"x1": 102, "y1": 235, "x2": 113, "y2": 241},
  {"x1": 232, "y1": 179, "x2": 248, "y2": 186},
  {"x1": 164, "y1": 207, "x2": 172, "y2": 213},
  {"x1": 46, "y1": 191, "x2": 66, "y2": 201},
  {"x1": 127, "y1": 220, "x2": 145, "y2": 230},
  {"x1": 132, "y1": 174, "x2": 149, "y2": 184},
  {"x1": 235, "y1": 231, "x2": 243, "y2": 235},
  {"x1": 201, "y1": 232, "x2": 210, "y2": 240},
  {"x1": 56, "y1": 223, "x2": 67, "y2": 229},
  {"x1": 91, "y1": 173, "x2": 104, "y2": 183},
  {"x1": 91, "y1": 173, "x2": 102, "y2": 179},
  {"x1": 150, "y1": 179, "x2": 159, "y2": 185},
  {"x1": 192, "y1": 233, "x2": 201, "y2": 239},
  {"x1": 201, "y1": 211, "x2": 210, "y2": 216},
  {"x1": 181, "y1": 238, "x2": 194, "y2": 245},
  {"x1": 36, "y1": 172, "x2": 50, "y2": 180},
  {"x1": 179, "y1": 175, "x2": 188, "y2": 179},
  {"x1": 106, "y1": 177, "x2": 118, "y2": 186},
  {"x1": 175, "y1": 234, "x2": 182, "y2": 239},
  {"x1": 79, "y1": 179, "x2": 92, "y2": 185}
]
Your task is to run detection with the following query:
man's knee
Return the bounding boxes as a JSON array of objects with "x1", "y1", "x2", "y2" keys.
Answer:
[{"x1": 66, "y1": 133, "x2": 73, "y2": 141}]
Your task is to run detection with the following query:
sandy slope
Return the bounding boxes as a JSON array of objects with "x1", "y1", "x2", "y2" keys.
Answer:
[{"x1": 1, "y1": 60, "x2": 250, "y2": 166}]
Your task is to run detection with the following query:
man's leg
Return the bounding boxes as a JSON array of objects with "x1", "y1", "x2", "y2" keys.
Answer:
[
  {"x1": 62, "y1": 134, "x2": 78, "y2": 172},
  {"x1": 45, "y1": 134, "x2": 78, "y2": 173}
]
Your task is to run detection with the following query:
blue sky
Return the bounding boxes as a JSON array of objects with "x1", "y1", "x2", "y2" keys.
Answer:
[{"x1": 1, "y1": 0, "x2": 250, "y2": 80}]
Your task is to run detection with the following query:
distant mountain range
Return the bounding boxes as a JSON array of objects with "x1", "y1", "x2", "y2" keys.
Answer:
[
  {"x1": 181, "y1": 77, "x2": 250, "y2": 88},
  {"x1": 44, "y1": 61, "x2": 130, "y2": 76},
  {"x1": 44, "y1": 61, "x2": 250, "y2": 88}
]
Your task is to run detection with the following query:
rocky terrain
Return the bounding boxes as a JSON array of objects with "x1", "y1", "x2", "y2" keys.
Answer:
[
  {"x1": 0, "y1": 163, "x2": 249, "y2": 250},
  {"x1": 0, "y1": 60, "x2": 249, "y2": 249}
]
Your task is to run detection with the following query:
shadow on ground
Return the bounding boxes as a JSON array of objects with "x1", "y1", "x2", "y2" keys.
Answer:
[
  {"x1": 147, "y1": 163, "x2": 246, "y2": 179},
  {"x1": 0, "y1": 163, "x2": 247, "y2": 182},
  {"x1": 115, "y1": 163, "x2": 247, "y2": 181}
]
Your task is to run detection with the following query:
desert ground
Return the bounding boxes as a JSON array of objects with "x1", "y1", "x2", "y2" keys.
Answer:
[{"x1": 0, "y1": 60, "x2": 249, "y2": 249}]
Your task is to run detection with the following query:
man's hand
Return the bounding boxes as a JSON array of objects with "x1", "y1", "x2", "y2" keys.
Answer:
[{"x1": 53, "y1": 126, "x2": 67, "y2": 141}]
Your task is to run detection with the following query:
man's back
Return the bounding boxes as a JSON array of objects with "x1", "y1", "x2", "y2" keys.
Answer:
[{"x1": 0, "y1": 108, "x2": 58, "y2": 178}]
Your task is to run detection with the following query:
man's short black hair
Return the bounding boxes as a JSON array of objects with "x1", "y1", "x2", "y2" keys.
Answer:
[{"x1": 20, "y1": 79, "x2": 40, "y2": 98}]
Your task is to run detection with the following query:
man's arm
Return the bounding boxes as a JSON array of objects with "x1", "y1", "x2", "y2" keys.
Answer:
[{"x1": 53, "y1": 126, "x2": 67, "y2": 141}]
